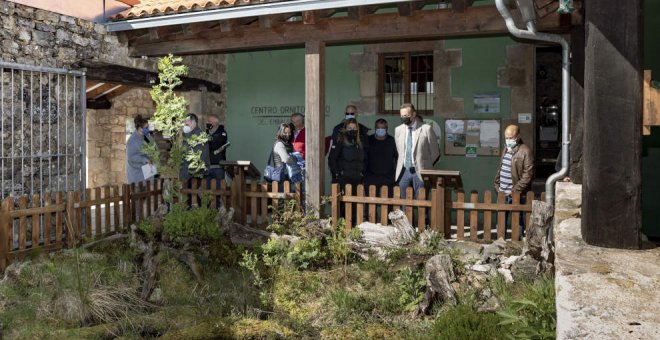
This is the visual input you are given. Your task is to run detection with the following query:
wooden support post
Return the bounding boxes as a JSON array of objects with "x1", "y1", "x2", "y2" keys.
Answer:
[
  {"x1": 305, "y1": 40, "x2": 326, "y2": 216},
  {"x1": 0, "y1": 198, "x2": 11, "y2": 272},
  {"x1": 582, "y1": 0, "x2": 642, "y2": 248},
  {"x1": 569, "y1": 21, "x2": 585, "y2": 184}
]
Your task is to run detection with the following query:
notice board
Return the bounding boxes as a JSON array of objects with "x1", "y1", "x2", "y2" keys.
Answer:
[{"x1": 444, "y1": 119, "x2": 501, "y2": 156}]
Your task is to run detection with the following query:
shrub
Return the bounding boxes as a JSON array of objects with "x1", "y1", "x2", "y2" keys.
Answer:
[
  {"x1": 497, "y1": 276, "x2": 556, "y2": 339},
  {"x1": 394, "y1": 267, "x2": 426, "y2": 312},
  {"x1": 428, "y1": 303, "x2": 505, "y2": 340},
  {"x1": 162, "y1": 202, "x2": 219, "y2": 245}
]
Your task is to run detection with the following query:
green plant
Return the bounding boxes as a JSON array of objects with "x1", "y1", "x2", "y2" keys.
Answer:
[
  {"x1": 267, "y1": 200, "x2": 315, "y2": 236},
  {"x1": 394, "y1": 267, "x2": 426, "y2": 311},
  {"x1": 261, "y1": 238, "x2": 288, "y2": 268},
  {"x1": 162, "y1": 202, "x2": 219, "y2": 245},
  {"x1": 286, "y1": 238, "x2": 325, "y2": 270},
  {"x1": 147, "y1": 55, "x2": 209, "y2": 200},
  {"x1": 428, "y1": 303, "x2": 505, "y2": 340},
  {"x1": 497, "y1": 276, "x2": 556, "y2": 339}
]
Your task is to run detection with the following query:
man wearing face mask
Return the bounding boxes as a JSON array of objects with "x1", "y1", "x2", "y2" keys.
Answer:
[
  {"x1": 331, "y1": 104, "x2": 370, "y2": 145},
  {"x1": 180, "y1": 113, "x2": 211, "y2": 181},
  {"x1": 205, "y1": 114, "x2": 229, "y2": 183},
  {"x1": 365, "y1": 119, "x2": 398, "y2": 189},
  {"x1": 395, "y1": 104, "x2": 440, "y2": 199},
  {"x1": 494, "y1": 125, "x2": 534, "y2": 237}
]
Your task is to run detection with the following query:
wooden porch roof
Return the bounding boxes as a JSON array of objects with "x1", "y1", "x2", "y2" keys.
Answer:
[{"x1": 111, "y1": 0, "x2": 287, "y2": 21}]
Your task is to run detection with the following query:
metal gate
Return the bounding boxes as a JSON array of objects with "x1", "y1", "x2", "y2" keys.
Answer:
[{"x1": 1, "y1": 61, "x2": 86, "y2": 199}]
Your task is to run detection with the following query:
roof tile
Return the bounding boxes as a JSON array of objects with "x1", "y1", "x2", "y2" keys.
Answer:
[{"x1": 111, "y1": 0, "x2": 285, "y2": 21}]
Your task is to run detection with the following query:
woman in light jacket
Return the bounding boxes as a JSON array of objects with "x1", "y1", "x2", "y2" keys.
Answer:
[{"x1": 126, "y1": 115, "x2": 153, "y2": 184}]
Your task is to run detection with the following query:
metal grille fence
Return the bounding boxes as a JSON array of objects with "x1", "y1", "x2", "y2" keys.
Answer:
[{"x1": 0, "y1": 61, "x2": 86, "y2": 200}]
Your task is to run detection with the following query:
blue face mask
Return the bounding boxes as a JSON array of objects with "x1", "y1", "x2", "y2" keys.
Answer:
[
  {"x1": 505, "y1": 138, "x2": 517, "y2": 149},
  {"x1": 142, "y1": 127, "x2": 150, "y2": 135},
  {"x1": 375, "y1": 128, "x2": 387, "y2": 137}
]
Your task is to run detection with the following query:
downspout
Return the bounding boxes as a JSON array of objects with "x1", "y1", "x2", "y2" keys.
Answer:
[{"x1": 495, "y1": 0, "x2": 570, "y2": 205}]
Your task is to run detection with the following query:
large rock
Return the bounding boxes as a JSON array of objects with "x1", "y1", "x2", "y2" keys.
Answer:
[{"x1": 415, "y1": 254, "x2": 457, "y2": 316}]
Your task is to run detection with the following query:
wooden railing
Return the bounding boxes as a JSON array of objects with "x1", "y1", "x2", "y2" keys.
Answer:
[
  {"x1": 0, "y1": 178, "x2": 303, "y2": 272},
  {"x1": 331, "y1": 183, "x2": 544, "y2": 242}
]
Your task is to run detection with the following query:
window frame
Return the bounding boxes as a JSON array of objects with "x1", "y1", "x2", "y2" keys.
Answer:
[{"x1": 378, "y1": 51, "x2": 434, "y2": 115}]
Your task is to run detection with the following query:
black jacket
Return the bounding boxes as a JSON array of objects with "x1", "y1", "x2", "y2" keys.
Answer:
[
  {"x1": 329, "y1": 133, "x2": 366, "y2": 181},
  {"x1": 207, "y1": 125, "x2": 228, "y2": 164}
]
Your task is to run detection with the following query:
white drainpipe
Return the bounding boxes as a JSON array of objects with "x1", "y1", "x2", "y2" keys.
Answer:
[{"x1": 495, "y1": 0, "x2": 571, "y2": 205}]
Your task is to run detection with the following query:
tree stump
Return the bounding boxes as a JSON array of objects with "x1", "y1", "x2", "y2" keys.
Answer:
[
  {"x1": 415, "y1": 254, "x2": 457, "y2": 316},
  {"x1": 526, "y1": 200, "x2": 555, "y2": 274}
]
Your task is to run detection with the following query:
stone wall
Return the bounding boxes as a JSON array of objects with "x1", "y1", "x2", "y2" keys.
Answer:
[
  {"x1": 86, "y1": 88, "x2": 154, "y2": 187},
  {"x1": 0, "y1": 0, "x2": 227, "y2": 194}
]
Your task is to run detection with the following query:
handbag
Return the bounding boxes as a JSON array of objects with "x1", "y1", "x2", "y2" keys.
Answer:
[{"x1": 263, "y1": 151, "x2": 286, "y2": 182}]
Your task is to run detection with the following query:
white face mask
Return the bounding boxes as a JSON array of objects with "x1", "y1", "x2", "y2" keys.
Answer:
[{"x1": 183, "y1": 125, "x2": 192, "y2": 134}]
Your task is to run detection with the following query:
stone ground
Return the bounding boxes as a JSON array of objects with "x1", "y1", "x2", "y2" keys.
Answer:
[{"x1": 554, "y1": 183, "x2": 660, "y2": 339}]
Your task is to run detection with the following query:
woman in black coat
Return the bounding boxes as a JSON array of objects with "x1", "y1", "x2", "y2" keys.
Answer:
[{"x1": 329, "y1": 118, "x2": 367, "y2": 191}]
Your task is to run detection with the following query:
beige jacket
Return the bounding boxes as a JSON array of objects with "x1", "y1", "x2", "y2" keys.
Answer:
[{"x1": 395, "y1": 118, "x2": 440, "y2": 180}]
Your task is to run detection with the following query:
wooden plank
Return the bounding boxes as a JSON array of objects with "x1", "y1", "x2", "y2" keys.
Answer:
[
  {"x1": 483, "y1": 191, "x2": 493, "y2": 241},
  {"x1": 260, "y1": 183, "x2": 268, "y2": 225},
  {"x1": 85, "y1": 188, "x2": 92, "y2": 238},
  {"x1": 0, "y1": 198, "x2": 11, "y2": 271},
  {"x1": 405, "y1": 187, "x2": 414, "y2": 223},
  {"x1": 368, "y1": 185, "x2": 377, "y2": 223},
  {"x1": 31, "y1": 194, "x2": 40, "y2": 248},
  {"x1": 345, "y1": 184, "x2": 353, "y2": 231},
  {"x1": 123, "y1": 184, "x2": 132, "y2": 226},
  {"x1": 66, "y1": 191, "x2": 76, "y2": 247},
  {"x1": 43, "y1": 193, "x2": 52, "y2": 246},
  {"x1": 430, "y1": 188, "x2": 438, "y2": 231},
  {"x1": 331, "y1": 184, "x2": 339, "y2": 228},
  {"x1": 469, "y1": 191, "x2": 478, "y2": 240},
  {"x1": 272, "y1": 181, "x2": 279, "y2": 211},
  {"x1": 496, "y1": 191, "x2": 506, "y2": 239},
  {"x1": 340, "y1": 195, "x2": 433, "y2": 207},
  {"x1": 380, "y1": 186, "x2": 389, "y2": 226},
  {"x1": 18, "y1": 196, "x2": 27, "y2": 250},
  {"x1": 250, "y1": 181, "x2": 257, "y2": 225},
  {"x1": 304, "y1": 40, "x2": 326, "y2": 215},
  {"x1": 75, "y1": 191, "x2": 83, "y2": 242},
  {"x1": 356, "y1": 185, "x2": 364, "y2": 226},
  {"x1": 456, "y1": 191, "x2": 464, "y2": 240},
  {"x1": 418, "y1": 188, "x2": 426, "y2": 233},
  {"x1": 95, "y1": 187, "x2": 102, "y2": 237},
  {"x1": 112, "y1": 186, "x2": 120, "y2": 232},
  {"x1": 9, "y1": 204, "x2": 66, "y2": 218},
  {"x1": 190, "y1": 179, "x2": 198, "y2": 207},
  {"x1": 145, "y1": 180, "x2": 153, "y2": 216},
  {"x1": 104, "y1": 186, "x2": 111, "y2": 234},
  {"x1": 210, "y1": 179, "x2": 218, "y2": 210},
  {"x1": 55, "y1": 192, "x2": 63, "y2": 246},
  {"x1": 511, "y1": 192, "x2": 521, "y2": 242},
  {"x1": 130, "y1": 6, "x2": 573, "y2": 56}
]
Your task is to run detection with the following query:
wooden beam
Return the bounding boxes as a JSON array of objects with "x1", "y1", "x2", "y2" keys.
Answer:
[
  {"x1": 129, "y1": 5, "x2": 575, "y2": 56},
  {"x1": 79, "y1": 62, "x2": 222, "y2": 93},
  {"x1": 582, "y1": 0, "x2": 642, "y2": 249},
  {"x1": 397, "y1": 3, "x2": 414, "y2": 17},
  {"x1": 86, "y1": 83, "x2": 117, "y2": 99},
  {"x1": 303, "y1": 11, "x2": 319, "y2": 25},
  {"x1": 452, "y1": 0, "x2": 474, "y2": 13},
  {"x1": 305, "y1": 40, "x2": 325, "y2": 216}
]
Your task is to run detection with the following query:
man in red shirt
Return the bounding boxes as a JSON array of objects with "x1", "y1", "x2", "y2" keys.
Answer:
[{"x1": 290, "y1": 112, "x2": 305, "y2": 159}]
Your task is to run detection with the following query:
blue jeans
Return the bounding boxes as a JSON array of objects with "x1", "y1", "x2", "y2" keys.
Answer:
[
  {"x1": 505, "y1": 194, "x2": 526, "y2": 239},
  {"x1": 398, "y1": 168, "x2": 425, "y2": 199}
]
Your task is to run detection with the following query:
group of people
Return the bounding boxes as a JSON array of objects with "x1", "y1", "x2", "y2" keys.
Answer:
[
  {"x1": 126, "y1": 103, "x2": 536, "y2": 232},
  {"x1": 328, "y1": 103, "x2": 441, "y2": 199},
  {"x1": 126, "y1": 113, "x2": 229, "y2": 185}
]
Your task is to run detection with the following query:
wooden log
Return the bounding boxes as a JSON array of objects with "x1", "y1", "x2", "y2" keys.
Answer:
[
  {"x1": 304, "y1": 40, "x2": 326, "y2": 215},
  {"x1": 415, "y1": 254, "x2": 457, "y2": 316}
]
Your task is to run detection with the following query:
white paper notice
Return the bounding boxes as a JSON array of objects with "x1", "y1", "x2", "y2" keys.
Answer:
[
  {"x1": 141, "y1": 164, "x2": 158, "y2": 179},
  {"x1": 445, "y1": 120, "x2": 464, "y2": 134},
  {"x1": 479, "y1": 120, "x2": 500, "y2": 148}
]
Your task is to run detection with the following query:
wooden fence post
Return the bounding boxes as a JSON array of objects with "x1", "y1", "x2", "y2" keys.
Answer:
[
  {"x1": 123, "y1": 184, "x2": 132, "y2": 227},
  {"x1": 0, "y1": 198, "x2": 11, "y2": 272},
  {"x1": 331, "y1": 184, "x2": 339, "y2": 228},
  {"x1": 66, "y1": 191, "x2": 77, "y2": 247}
]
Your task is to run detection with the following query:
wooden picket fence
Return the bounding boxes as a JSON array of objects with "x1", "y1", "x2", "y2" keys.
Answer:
[
  {"x1": 0, "y1": 178, "x2": 305, "y2": 272},
  {"x1": 331, "y1": 183, "x2": 545, "y2": 242}
]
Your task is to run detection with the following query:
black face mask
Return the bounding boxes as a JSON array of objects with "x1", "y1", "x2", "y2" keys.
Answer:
[
  {"x1": 347, "y1": 130, "x2": 358, "y2": 139},
  {"x1": 206, "y1": 123, "x2": 213, "y2": 130},
  {"x1": 401, "y1": 117, "x2": 412, "y2": 125}
]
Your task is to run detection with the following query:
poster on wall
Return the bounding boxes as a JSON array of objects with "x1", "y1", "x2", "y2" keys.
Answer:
[
  {"x1": 473, "y1": 93, "x2": 500, "y2": 114},
  {"x1": 445, "y1": 119, "x2": 501, "y2": 156}
]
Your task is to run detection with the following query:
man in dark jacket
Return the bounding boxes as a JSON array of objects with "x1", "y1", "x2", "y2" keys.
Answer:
[
  {"x1": 494, "y1": 124, "x2": 534, "y2": 238},
  {"x1": 365, "y1": 119, "x2": 397, "y2": 190},
  {"x1": 206, "y1": 114, "x2": 229, "y2": 183},
  {"x1": 179, "y1": 113, "x2": 211, "y2": 181},
  {"x1": 331, "y1": 104, "x2": 370, "y2": 145}
]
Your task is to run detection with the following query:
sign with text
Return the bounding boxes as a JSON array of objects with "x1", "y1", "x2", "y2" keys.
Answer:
[{"x1": 250, "y1": 105, "x2": 332, "y2": 126}]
